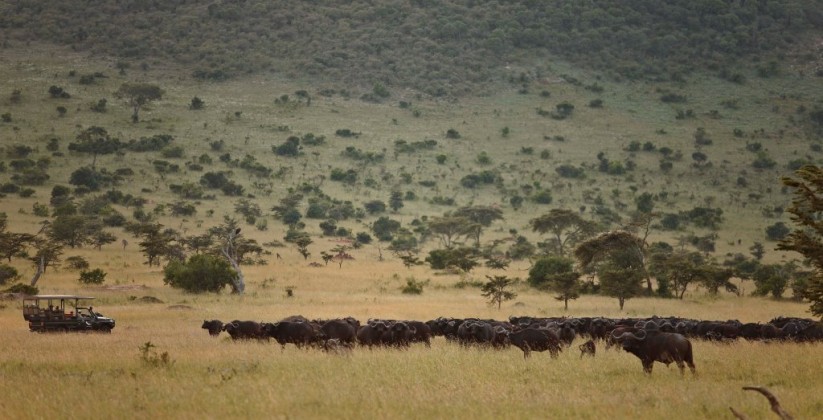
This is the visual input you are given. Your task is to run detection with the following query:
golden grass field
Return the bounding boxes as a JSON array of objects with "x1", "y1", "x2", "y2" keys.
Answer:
[
  {"x1": 2, "y1": 45, "x2": 823, "y2": 419},
  {"x1": 1, "y1": 252, "x2": 822, "y2": 420}
]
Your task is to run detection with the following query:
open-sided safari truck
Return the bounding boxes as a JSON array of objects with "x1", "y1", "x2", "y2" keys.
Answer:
[{"x1": 23, "y1": 295, "x2": 115, "y2": 333}]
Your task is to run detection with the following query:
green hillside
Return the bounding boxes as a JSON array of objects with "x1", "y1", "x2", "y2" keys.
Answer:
[
  {"x1": 0, "y1": 1, "x2": 822, "y2": 301},
  {"x1": 1, "y1": 0, "x2": 821, "y2": 95}
]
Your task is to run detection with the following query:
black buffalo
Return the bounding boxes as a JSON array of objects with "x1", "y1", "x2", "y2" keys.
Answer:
[
  {"x1": 405, "y1": 320, "x2": 432, "y2": 347},
  {"x1": 224, "y1": 320, "x2": 266, "y2": 340},
  {"x1": 389, "y1": 322, "x2": 416, "y2": 348},
  {"x1": 263, "y1": 321, "x2": 316, "y2": 348},
  {"x1": 612, "y1": 329, "x2": 696, "y2": 375},
  {"x1": 320, "y1": 319, "x2": 357, "y2": 344},
  {"x1": 357, "y1": 322, "x2": 389, "y2": 347},
  {"x1": 202, "y1": 320, "x2": 224, "y2": 337},
  {"x1": 507, "y1": 328, "x2": 562, "y2": 359}
]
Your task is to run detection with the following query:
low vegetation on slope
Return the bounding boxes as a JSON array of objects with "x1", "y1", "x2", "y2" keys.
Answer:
[{"x1": 0, "y1": 0, "x2": 821, "y2": 95}]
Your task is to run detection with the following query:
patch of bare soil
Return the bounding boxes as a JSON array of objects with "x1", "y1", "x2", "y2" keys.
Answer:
[{"x1": 102, "y1": 285, "x2": 150, "y2": 291}]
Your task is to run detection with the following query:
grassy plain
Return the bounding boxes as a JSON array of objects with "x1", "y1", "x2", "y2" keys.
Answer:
[
  {"x1": 0, "y1": 259, "x2": 821, "y2": 420},
  {"x1": 1, "y1": 45, "x2": 823, "y2": 419}
]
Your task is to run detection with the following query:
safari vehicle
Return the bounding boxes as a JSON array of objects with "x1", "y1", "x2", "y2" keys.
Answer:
[{"x1": 22, "y1": 295, "x2": 115, "y2": 333}]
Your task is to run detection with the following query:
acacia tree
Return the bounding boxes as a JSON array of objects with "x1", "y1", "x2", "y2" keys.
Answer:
[
  {"x1": 528, "y1": 256, "x2": 580, "y2": 310},
  {"x1": 481, "y1": 275, "x2": 517, "y2": 309},
  {"x1": 127, "y1": 222, "x2": 180, "y2": 267},
  {"x1": 530, "y1": 208, "x2": 598, "y2": 257},
  {"x1": 649, "y1": 250, "x2": 712, "y2": 299},
  {"x1": 428, "y1": 215, "x2": 471, "y2": 248},
  {"x1": 574, "y1": 231, "x2": 647, "y2": 309},
  {"x1": 116, "y1": 83, "x2": 164, "y2": 123},
  {"x1": 778, "y1": 165, "x2": 823, "y2": 317},
  {"x1": 0, "y1": 213, "x2": 34, "y2": 262},
  {"x1": 453, "y1": 205, "x2": 504, "y2": 247},
  {"x1": 29, "y1": 238, "x2": 64, "y2": 286},
  {"x1": 596, "y1": 249, "x2": 645, "y2": 310},
  {"x1": 68, "y1": 126, "x2": 121, "y2": 168},
  {"x1": 48, "y1": 215, "x2": 89, "y2": 248}
]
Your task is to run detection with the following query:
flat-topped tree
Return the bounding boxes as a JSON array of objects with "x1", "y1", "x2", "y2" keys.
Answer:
[
  {"x1": 574, "y1": 230, "x2": 648, "y2": 309},
  {"x1": 116, "y1": 83, "x2": 164, "y2": 123},
  {"x1": 453, "y1": 205, "x2": 504, "y2": 247},
  {"x1": 530, "y1": 208, "x2": 598, "y2": 257},
  {"x1": 69, "y1": 126, "x2": 121, "y2": 168}
]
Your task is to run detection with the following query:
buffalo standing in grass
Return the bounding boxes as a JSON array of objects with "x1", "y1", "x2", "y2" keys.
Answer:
[
  {"x1": 357, "y1": 322, "x2": 389, "y2": 347},
  {"x1": 202, "y1": 320, "x2": 224, "y2": 337},
  {"x1": 390, "y1": 322, "x2": 416, "y2": 348},
  {"x1": 263, "y1": 321, "x2": 317, "y2": 348},
  {"x1": 224, "y1": 320, "x2": 266, "y2": 340},
  {"x1": 506, "y1": 328, "x2": 562, "y2": 359},
  {"x1": 405, "y1": 320, "x2": 433, "y2": 347},
  {"x1": 320, "y1": 319, "x2": 357, "y2": 345},
  {"x1": 611, "y1": 329, "x2": 696, "y2": 375}
]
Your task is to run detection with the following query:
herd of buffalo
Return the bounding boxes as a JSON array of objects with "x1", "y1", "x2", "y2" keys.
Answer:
[{"x1": 202, "y1": 315, "x2": 822, "y2": 374}]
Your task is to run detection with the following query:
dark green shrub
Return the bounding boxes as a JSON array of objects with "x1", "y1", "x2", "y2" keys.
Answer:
[
  {"x1": 163, "y1": 254, "x2": 236, "y2": 293},
  {"x1": 356, "y1": 232, "x2": 372, "y2": 244},
  {"x1": 190, "y1": 97, "x2": 205, "y2": 110},
  {"x1": 330, "y1": 168, "x2": 357, "y2": 184},
  {"x1": 0, "y1": 264, "x2": 20, "y2": 285},
  {"x1": 0, "y1": 183, "x2": 20, "y2": 193},
  {"x1": 3, "y1": 283, "x2": 38, "y2": 295},
  {"x1": 161, "y1": 146, "x2": 185, "y2": 158},
  {"x1": 401, "y1": 277, "x2": 429, "y2": 295},
  {"x1": 69, "y1": 167, "x2": 116, "y2": 191},
  {"x1": 372, "y1": 216, "x2": 401, "y2": 241},
  {"x1": 752, "y1": 152, "x2": 776, "y2": 169},
  {"x1": 78, "y1": 268, "x2": 107, "y2": 285},
  {"x1": 364, "y1": 200, "x2": 386, "y2": 214},
  {"x1": 765, "y1": 222, "x2": 790, "y2": 241},
  {"x1": 660, "y1": 213, "x2": 681, "y2": 230},
  {"x1": 91, "y1": 99, "x2": 107, "y2": 113},
  {"x1": 220, "y1": 182, "x2": 244, "y2": 196},
  {"x1": 532, "y1": 190, "x2": 553, "y2": 204},
  {"x1": 660, "y1": 93, "x2": 686, "y2": 103},
  {"x1": 273, "y1": 136, "x2": 301, "y2": 157},
  {"x1": 555, "y1": 165, "x2": 585, "y2": 179},
  {"x1": 200, "y1": 172, "x2": 230, "y2": 189},
  {"x1": 335, "y1": 129, "x2": 360, "y2": 138}
]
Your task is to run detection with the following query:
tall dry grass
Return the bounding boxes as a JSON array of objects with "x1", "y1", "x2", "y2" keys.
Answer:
[{"x1": 1, "y1": 254, "x2": 821, "y2": 419}]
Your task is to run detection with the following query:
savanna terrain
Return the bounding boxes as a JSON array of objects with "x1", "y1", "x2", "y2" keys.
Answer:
[{"x1": 1, "y1": 1, "x2": 823, "y2": 419}]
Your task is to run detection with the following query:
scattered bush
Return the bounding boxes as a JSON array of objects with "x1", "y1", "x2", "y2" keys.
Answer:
[
  {"x1": 0, "y1": 264, "x2": 20, "y2": 285},
  {"x1": 78, "y1": 268, "x2": 107, "y2": 285},
  {"x1": 163, "y1": 254, "x2": 236, "y2": 293}
]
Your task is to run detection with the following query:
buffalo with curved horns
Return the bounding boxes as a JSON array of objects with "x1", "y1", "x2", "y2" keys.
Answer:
[
  {"x1": 611, "y1": 329, "x2": 696, "y2": 375},
  {"x1": 201, "y1": 320, "x2": 224, "y2": 337}
]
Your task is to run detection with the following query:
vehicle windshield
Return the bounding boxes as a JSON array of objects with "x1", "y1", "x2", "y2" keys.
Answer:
[{"x1": 77, "y1": 308, "x2": 95, "y2": 318}]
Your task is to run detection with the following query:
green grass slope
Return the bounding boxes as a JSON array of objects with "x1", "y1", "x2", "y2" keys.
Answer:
[{"x1": 1, "y1": 0, "x2": 821, "y2": 95}]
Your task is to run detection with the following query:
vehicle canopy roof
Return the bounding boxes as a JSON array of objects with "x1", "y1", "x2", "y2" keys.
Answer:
[{"x1": 24, "y1": 295, "x2": 96, "y2": 300}]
